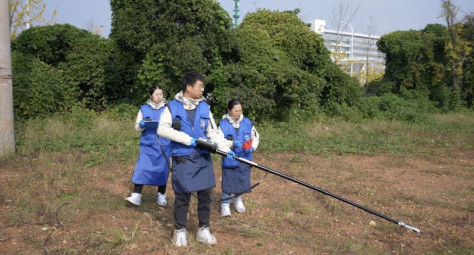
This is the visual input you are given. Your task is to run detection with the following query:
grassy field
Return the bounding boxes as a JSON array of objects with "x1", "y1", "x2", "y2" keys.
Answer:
[{"x1": 1, "y1": 111, "x2": 473, "y2": 254}]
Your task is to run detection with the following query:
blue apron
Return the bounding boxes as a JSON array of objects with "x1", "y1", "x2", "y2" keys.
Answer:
[
  {"x1": 131, "y1": 104, "x2": 171, "y2": 186},
  {"x1": 168, "y1": 100, "x2": 215, "y2": 193},
  {"x1": 219, "y1": 117, "x2": 253, "y2": 194},
  {"x1": 172, "y1": 150, "x2": 216, "y2": 193}
]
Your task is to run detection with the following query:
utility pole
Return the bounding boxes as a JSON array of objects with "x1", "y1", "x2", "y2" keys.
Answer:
[
  {"x1": 233, "y1": 0, "x2": 240, "y2": 28},
  {"x1": 0, "y1": 0, "x2": 16, "y2": 157},
  {"x1": 26, "y1": 0, "x2": 30, "y2": 29}
]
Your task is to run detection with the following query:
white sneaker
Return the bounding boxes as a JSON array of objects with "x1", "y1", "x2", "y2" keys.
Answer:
[
  {"x1": 157, "y1": 192, "x2": 167, "y2": 206},
  {"x1": 125, "y1": 193, "x2": 142, "y2": 206},
  {"x1": 221, "y1": 203, "x2": 231, "y2": 217},
  {"x1": 172, "y1": 228, "x2": 187, "y2": 247},
  {"x1": 196, "y1": 226, "x2": 217, "y2": 245},
  {"x1": 232, "y1": 196, "x2": 246, "y2": 213}
]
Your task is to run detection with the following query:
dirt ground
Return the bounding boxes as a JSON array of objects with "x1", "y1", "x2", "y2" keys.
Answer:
[{"x1": 1, "y1": 149, "x2": 473, "y2": 254}]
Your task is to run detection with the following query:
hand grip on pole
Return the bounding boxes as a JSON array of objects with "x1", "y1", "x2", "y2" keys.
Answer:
[{"x1": 196, "y1": 138, "x2": 218, "y2": 153}]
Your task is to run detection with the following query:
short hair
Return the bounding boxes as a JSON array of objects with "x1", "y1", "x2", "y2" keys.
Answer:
[
  {"x1": 227, "y1": 98, "x2": 243, "y2": 111},
  {"x1": 181, "y1": 71, "x2": 205, "y2": 92},
  {"x1": 149, "y1": 85, "x2": 163, "y2": 96}
]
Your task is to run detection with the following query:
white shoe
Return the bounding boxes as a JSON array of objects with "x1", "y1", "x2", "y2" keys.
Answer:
[
  {"x1": 157, "y1": 192, "x2": 167, "y2": 206},
  {"x1": 196, "y1": 226, "x2": 217, "y2": 245},
  {"x1": 125, "y1": 193, "x2": 142, "y2": 206},
  {"x1": 221, "y1": 203, "x2": 231, "y2": 217},
  {"x1": 172, "y1": 228, "x2": 187, "y2": 247},
  {"x1": 232, "y1": 196, "x2": 246, "y2": 213}
]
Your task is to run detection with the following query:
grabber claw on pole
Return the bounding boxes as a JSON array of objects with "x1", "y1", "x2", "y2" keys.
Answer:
[
  {"x1": 196, "y1": 138, "x2": 421, "y2": 234},
  {"x1": 398, "y1": 222, "x2": 421, "y2": 233}
]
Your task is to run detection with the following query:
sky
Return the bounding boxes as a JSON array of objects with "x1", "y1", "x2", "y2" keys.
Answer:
[{"x1": 43, "y1": 0, "x2": 473, "y2": 38}]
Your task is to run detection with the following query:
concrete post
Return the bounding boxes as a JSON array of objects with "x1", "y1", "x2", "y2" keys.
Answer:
[{"x1": 0, "y1": 0, "x2": 16, "y2": 157}]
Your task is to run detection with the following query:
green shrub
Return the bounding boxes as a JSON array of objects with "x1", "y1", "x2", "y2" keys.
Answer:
[
  {"x1": 12, "y1": 54, "x2": 78, "y2": 119},
  {"x1": 377, "y1": 93, "x2": 427, "y2": 122},
  {"x1": 104, "y1": 103, "x2": 138, "y2": 121},
  {"x1": 367, "y1": 80, "x2": 394, "y2": 96},
  {"x1": 357, "y1": 97, "x2": 383, "y2": 120},
  {"x1": 12, "y1": 24, "x2": 123, "y2": 118}
]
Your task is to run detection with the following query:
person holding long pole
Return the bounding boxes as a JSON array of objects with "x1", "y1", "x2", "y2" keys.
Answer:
[{"x1": 158, "y1": 71, "x2": 234, "y2": 247}]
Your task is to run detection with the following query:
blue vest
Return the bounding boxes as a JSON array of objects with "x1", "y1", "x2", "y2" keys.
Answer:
[
  {"x1": 140, "y1": 104, "x2": 170, "y2": 147},
  {"x1": 219, "y1": 117, "x2": 253, "y2": 168},
  {"x1": 167, "y1": 100, "x2": 210, "y2": 156}
]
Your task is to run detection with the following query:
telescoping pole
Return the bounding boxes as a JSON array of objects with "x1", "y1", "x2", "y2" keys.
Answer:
[{"x1": 214, "y1": 148, "x2": 421, "y2": 233}]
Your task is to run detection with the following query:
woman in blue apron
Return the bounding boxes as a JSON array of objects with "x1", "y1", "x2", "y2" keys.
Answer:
[
  {"x1": 219, "y1": 99, "x2": 260, "y2": 217},
  {"x1": 125, "y1": 85, "x2": 171, "y2": 206}
]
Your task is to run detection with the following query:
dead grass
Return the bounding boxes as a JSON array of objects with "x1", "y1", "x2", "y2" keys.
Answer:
[
  {"x1": 2, "y1": 148, "x2": 473, "y2": 254},
  {"x1": 1, "y1": 112, "x2": 473, "y2": 254}
]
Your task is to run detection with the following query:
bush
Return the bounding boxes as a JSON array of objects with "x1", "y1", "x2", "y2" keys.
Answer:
[
  {"x1": 367, "y1": 80, "x2": 394, "y2": 96},
  {"x1": 104, "y1": 102, "x2": 139, "y2": 121},
  {"x1": 12, "y1": 53, "x2": 78, "y2": 119},
  {"x1": 357, "y1": 97, "x2": 383, "y2": 120},
  {"x1": 377, "y1": 93, "x2": 427, "y2": 122}
]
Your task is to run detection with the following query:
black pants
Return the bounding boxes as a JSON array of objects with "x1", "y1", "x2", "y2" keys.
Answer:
[
  {"x1": 133, "y1": 184, "x2": 166, "y2": 194},
  {"x1": 174, "y1": 188, "x2": 212, "y2": 230}
]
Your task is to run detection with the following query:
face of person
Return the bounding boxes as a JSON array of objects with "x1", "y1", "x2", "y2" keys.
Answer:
[
  {"x1": 186, "y1": 80, "x2": 204, "y2": 99},
  {"x1": 150, "y1": 88, "x2": 163, "y2": 104},
  {"x1": 229, "y1": 104, "x2": 242, "y2": 119}
]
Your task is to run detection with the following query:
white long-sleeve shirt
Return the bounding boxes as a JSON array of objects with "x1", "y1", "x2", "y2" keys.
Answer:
[
  {"x1": 218, "y1": 113, "x2": 260, "y2": 150},
  {"x1": 157, "y1": 92, "x2": 231, "y2": 153},
  {"x1": 134, "y1": 99, "x2": 167, "y2": 131}
]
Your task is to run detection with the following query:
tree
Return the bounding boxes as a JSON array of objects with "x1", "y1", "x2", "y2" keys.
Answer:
[
  {"x1": 328, "y1": 0, "x2": 360, "y2": 74},
  {"x1": 375, "y1": 24, "x2": 469, "y2": 108},
  {"x1": 209, "y1": 10, "x2": 360, "y2": 121},
  {"x1": 12, "y1": 24, "x2": 122, "y2": 117},
  {"x1": 361, "y1": 17, "x2": 382, "y2": 91},
  {"x1": 460, "y1": 12, "x2": 474, "y2": 107},
  {"x1": 8, "y1": 0, "x2": 56, "y2": 38},
  {"x1": 110, "y1": 0, "x2": 232, "y2": 100},
  {"x1": 439, "y1": 0, "x2": 472, "y2": 109}
]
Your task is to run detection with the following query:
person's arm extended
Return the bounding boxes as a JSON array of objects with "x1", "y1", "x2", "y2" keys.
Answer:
[{"x1": 158, "y1": 107, "x2": 194, "y2": 145}]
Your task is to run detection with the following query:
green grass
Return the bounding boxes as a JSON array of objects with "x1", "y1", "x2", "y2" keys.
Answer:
[
  {"x1": 14, "y1": 109, "x2": 474, "y2": 161},
  {"x1": 259, "y1": 112, "x2": 474, "y2": 156}
]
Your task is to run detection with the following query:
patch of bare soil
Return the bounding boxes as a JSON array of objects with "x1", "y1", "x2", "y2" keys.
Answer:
[{"x1": 1, "y1": 149, "x2": 473, "y2": 254}]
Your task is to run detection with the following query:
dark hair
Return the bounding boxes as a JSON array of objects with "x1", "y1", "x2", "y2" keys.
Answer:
[
  {"x1": 149, "y1": 85, "x2": 163, "y2": 96},
  {"x1": 181, "y1": 71, "x2": 205, "y2": 92},
  {"x1": 227, "y1": 98, "x2": 243, "y2": 111}
]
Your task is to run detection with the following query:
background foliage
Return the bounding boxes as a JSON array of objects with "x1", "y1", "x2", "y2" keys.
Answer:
[
  {"x1": 11, "y1": 24, "x2": 131, "y2": 118},
  {"x1": 10, "y1": 1, "x2": 473, "y2": 122},
  {"x1": 372, "y1": 18, "x2": 473, "y2": 110},
  {"x1": 208, "y1": 10, "x2": 360, "y2": 121}
]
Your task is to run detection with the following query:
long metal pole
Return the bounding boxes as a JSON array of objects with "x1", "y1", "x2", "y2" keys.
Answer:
[
  {"x1": 0, "y1": 0, "x2": 16, "y2": 157},
  {"x1": 215, "y1": 149, "x2": 421, "y2": 233}
]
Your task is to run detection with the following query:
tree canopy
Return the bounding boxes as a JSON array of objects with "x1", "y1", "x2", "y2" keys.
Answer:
[
  {"x1": 9, "y1": 0, "x2": 56, "y2": 38},
  {"x1": 208, "y1": 10, "x2": 360, "y2": 121},
  {"x1": 375, "y1": 21, "x2": 472, "y2": 109},
  {"x1": 110, "y1": 0, "x2": 232, "y2": 101},
  {"x1": 12, "y1": 24, "x2": 125, "y2": 118}
]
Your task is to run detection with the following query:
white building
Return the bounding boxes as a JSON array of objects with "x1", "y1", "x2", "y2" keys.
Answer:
[{"x1": 311, "y1": 19, "x2": 385, "y2": 84}]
